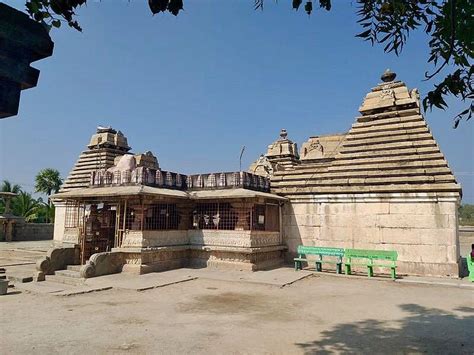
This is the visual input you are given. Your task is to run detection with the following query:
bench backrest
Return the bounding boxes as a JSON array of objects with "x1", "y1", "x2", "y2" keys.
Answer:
[
  {"x1": 345, "y1": 248, "x2": 397, "y2": 261},
  {"x1": 467, "y1": 255, "x2": 474, "y2": 270},
  {"x1": 297, "y1": 246, "x2": 345, "y2": 257}
]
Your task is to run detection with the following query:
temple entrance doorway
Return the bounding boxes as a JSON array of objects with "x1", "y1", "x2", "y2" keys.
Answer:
[{"x1": 80, "y1": 203, "x2": 118, "y2": 264}]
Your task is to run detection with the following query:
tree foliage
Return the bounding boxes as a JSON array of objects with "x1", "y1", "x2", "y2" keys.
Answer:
[
  {"x1": 0, "y1": 180, "x2": 56, "y2": 222},
  {"x1": 10, "y1": 191, "x2": 43, "y2": 222},
  {"x1": 1, "y1": 180, "x2": 22, "y2": 194},
  {"x1": 459, "y1": 204, "x2": 474, "y2": 226},
  {"x1": 34, "y1": 168, "x2": 63, "y2": 204},
  {"x1": 24, "y1": 0, "x2": 473, "y2": 127}
]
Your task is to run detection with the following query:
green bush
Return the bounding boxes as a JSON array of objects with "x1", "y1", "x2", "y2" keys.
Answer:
[{"x1": 459, "y1": 204, "x2": 474, "y2": 226}]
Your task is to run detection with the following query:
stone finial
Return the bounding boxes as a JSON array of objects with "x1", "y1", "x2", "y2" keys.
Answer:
[
  {"x1": 381, "y1": 69, "x2": 396, "y2": 82},
  {"x1": 88, "y1": 126, "x2": 130, "y2": 151},
  {"x1": 96, "y1": 125, "x2": 115, "y2": 134},
  {"x1": 279, "y1": 129, "x2": 288, "y2": 140}
]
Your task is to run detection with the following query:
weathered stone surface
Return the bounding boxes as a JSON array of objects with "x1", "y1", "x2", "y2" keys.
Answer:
[
  {"x1": 33, "y1": 271, "x2": 45, "y2": 282},
  {"x1": 11, "y1": 223, "x2": 53, "y2": 241},
  {"x1": 80, "y1": 252, "x2": 124, "y2": 278},
  {"x1": 300, "y1": 134, "x2": 346, "y2": 161},
  {"x1": 36, "y1": 246, "x2": 79, "y2": 275},
  {"x1": 281, "y1": 195, "x2": 460, "y2": 277}
]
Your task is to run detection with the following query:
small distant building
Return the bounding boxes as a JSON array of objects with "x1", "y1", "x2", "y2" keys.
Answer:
[{"x1": 49, "y1": 71, "x2": 462, "y2": 278}]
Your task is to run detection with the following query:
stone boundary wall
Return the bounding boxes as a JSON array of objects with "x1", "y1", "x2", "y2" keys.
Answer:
[
  {"x1": 282, "y1": 193, "x2": 460, "y2": 277},
  {"x1": 12, "y1": 223, "x2": 54, "y2": 241}
]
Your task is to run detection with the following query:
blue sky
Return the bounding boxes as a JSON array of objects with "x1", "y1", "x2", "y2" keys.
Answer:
[{"x1": 1, "y1": 0, "x2": 473, "y2": 202}]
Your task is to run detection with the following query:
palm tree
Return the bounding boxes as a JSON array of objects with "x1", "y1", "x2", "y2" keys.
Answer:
[
  {"x1": 1, "y1": 180, "x2": 21, "y2": 193},
  {"x1": 11, "y1": 191, "x2": 42, "y2": 222},
  {"x1": 35, "y1": 168, "x2": 63, "y2": 205}
]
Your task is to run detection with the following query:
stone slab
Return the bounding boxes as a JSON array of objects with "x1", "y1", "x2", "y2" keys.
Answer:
[
  {"x1": 14, "y1": 281, "x2": 112, "y2": 296},
  {"x1": 53, "y1": 286, "x2": 113, "y2": 296},
  {"x1": 395, "y1": 276, "x2": 474, "y2": 290},
  {"x1": 84, "y1": 270, "x2": 197, "y2": 291},
  {"x1": 185, "y1": 267, "x2": 314, "y2": 287},
  {"x1": 300, "y1": 269, "x2": 473, "y2": 289},
  {"x1": 7, "y1": 274, "x2": 33, "y2": 283},
  {"x1": 14, "y1": 281, "x2": 70, "y2": 294}
]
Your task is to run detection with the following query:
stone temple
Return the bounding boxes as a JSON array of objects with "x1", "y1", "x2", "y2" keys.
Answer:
[{"x1": 47, "y1": 71, "x2": 461, "y2": 279}]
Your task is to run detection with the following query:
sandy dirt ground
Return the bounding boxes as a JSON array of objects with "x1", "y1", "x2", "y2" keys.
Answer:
[
  {"x1": 1, "y1": 273, "x2": 473, "y2": 354},
  {"x1": 1, "y1": 239, "x2": 473, "y2": 354}
]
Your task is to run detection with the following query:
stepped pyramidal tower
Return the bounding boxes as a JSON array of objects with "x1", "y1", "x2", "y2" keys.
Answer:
[
  {"x1": 60, "y1": 127, "x2": 131, "y2": 191},
  {"x1": 250, "y1": 70, "x2": 462, "y2": 277},
  {"x1": 54, "y1": 127, "x2": 132, "y2": 244}
]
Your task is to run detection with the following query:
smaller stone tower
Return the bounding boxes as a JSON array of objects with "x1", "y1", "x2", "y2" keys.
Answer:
[
  {"x1": 60, "y1": 127, "x2": 131, "y2": 192},
  {"x1": 249, "y1": 129, "x2": 300, "y2": 177}
]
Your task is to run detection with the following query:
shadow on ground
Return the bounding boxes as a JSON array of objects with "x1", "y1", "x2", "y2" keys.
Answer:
[{"x1": 296, "y1": 304, "x2": 474, "y2": 354}]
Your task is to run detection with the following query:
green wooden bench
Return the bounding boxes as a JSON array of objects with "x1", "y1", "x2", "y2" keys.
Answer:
[
  {"x1": 467, "y1": 254, "x2": 474, "y2": 282},
  {"x1": 344, "y1": 249, "x2": 398, "y2": 280},
  {"x1": 294, "y1": 246, "x2": 345, "y2": 274}
]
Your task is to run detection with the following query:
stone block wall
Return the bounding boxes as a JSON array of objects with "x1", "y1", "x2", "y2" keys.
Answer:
[
  {"x1": 188, "y1": 230, "x2": 281, "y2": 248},
  {"x1": 283, "y1": 193, "x2": 460, "y2": 277},
  {"x1": 53, "y1": 204, "x2": 67, "y2": 244},
  {"x1": 121, "y1": 230, "x2": 189, "y2": 248},
  {"x1": 12, "y1": 223, "x2": 54, "y2": 241}
]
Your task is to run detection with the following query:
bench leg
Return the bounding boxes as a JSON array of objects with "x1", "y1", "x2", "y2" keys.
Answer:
[
  {"x1": 336, "y1": 263, "x2": 342, "y2": 275},
  {"x1": 315, "y1": 261, "x2": 322, "y2": 272},
  {"x1": 391, "y1": 267, "x2": 396, "y2": 280},
  {"x1": 294, "y1": 261, "x2": 301, "y2": 271},
  {"x1": 367, "y1": 266, "x2": 373, "y2": 278},
  {"x1": 345, "y1": 264, "x2": 351, "y2": 275}
]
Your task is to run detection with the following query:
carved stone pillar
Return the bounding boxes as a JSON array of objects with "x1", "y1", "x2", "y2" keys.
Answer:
[{"x1": 177, "y1": 203, "x2": 192, "y2": 230}]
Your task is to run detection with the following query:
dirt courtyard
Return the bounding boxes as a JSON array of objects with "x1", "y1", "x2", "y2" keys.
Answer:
[{"x1": 1, "y1": 273, "x2": 473, "y2": 354}]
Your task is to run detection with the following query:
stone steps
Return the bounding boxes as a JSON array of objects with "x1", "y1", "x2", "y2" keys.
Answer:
[
  {"x1": 45, "y1": 274, "x2": 85, "y2": 286},
  {"x1": 67, "y1": 265, "x2": 81, "y2": 272},
  {"x1": 351, "y1": 121, "x2": 427, "y2": 135},
  {"x1": 333, "y1": 149, "x2": 442, "y2": 162},
  {"x1": 339, "y1": 139, "x2": 436, "y2": 154},
  {"x1": 343, "y1": 132, "x2": 433, "y2": 148},
  {"x1": 346, "y1": 126, "x2": 429, "y2": 140},
  {"x1": 44, "y1": 265, "x2": 85, "y2": 286},
  {"x1": 355, "y1": 106, "x2": 419, "y2": 119},
  {"x1": 327, "y1": 160, "x2": 448, "y2": 173},
  {"x1": 55, "y1": 269, "x2": 82, "y2": 278}
]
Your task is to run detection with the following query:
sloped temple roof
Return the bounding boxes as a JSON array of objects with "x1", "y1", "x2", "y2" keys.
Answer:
[
  {"x1": 60, "y1": 128, "x2": 131, "y2": 192},
  {"x1": 270, "y1": 72, "x2": 461, "y2": 196}
]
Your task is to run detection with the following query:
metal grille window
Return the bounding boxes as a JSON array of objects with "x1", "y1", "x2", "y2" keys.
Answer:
[
  {"x1": 125, "y1": 203, "x2": 181, "y2": 230},
  {"x1": 193, "y1": 202, "x2": 280, "y2": 231},
  {"x1": 193, "y1": 203, "x2": 242, "y2": 230},
  {"x1": 125, "y1": 205, "x2": 140, "y2": 230},
  {"x1": 144, "y1": 204, "x2": 180, "y2": 230},
  {"x1": 65, "y1": 202, "x2": 81, "y2": 228}
]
